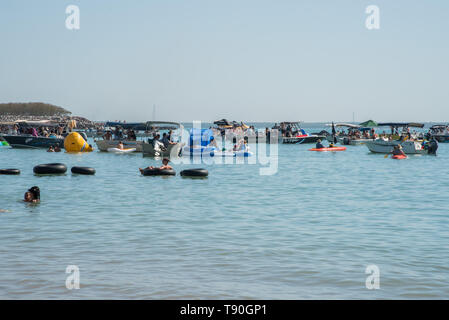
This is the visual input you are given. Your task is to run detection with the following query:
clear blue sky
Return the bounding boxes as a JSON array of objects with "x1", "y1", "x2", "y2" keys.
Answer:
[{"x1": 0, "y1": 0, "x2": 448, "y2": 122}]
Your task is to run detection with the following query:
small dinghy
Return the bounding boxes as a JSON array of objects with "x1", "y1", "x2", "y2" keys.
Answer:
[
  {"x1": 107, "y1": 147, "x2": 136, "y2": 153},
  {"x1": 392, "y1": 154, "x2": 407, "y2": 160}
]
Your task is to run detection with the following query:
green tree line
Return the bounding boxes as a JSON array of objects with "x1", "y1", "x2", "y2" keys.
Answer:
[{"x1": 0, "y1": 102, "x2": 71, "y2": 116}]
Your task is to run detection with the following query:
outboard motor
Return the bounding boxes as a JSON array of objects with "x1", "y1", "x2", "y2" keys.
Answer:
[{"x1": 428, "y1": 139, "x2": 438, "y2": 155}]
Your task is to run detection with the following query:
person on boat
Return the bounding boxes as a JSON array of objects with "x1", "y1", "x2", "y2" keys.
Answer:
[
  {"x1": 117, "y1": 141, "x2": 124, "y2": 150},
  {"x1": 392, "y1": 145, "x2": 406, "y2": 156},
  {"x1": 315, "y1": 139, "x2": 325, "y2": 149},
  {"x1": 161, "y1": 132, "x2": 176, "y2": 148},
  {"x1": 152, "y1": 134, "x2": 166, "y2": 152},
  {"x1": 103, "y1": 130, "x2": 113, "y2": 141},
  {"x1": 139, "y1": 158, "x2": 172, "y2": 173},
  {"x1": 207, "y1": 136, "x2": 219, "y2": 149}
]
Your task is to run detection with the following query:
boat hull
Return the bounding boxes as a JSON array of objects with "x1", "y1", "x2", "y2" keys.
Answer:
[
  {"x1": 281, "y1": 135, "x2": 326, "y2": 144},
  {"x1": 365, "y1": 140, "x2": 427, "y2": 154},
  {"x1": 2, "y1": 135, "x2": 64, "y2": 149},
  {"x1": 142, "y1": 142, "x2": 183, "y2": 157},
  {"x1": 337, "y1": 136, "x2": 372, "y2": 145},
  {"x1": 433, "y1": 135, "x2": 449, "y2": 143}
]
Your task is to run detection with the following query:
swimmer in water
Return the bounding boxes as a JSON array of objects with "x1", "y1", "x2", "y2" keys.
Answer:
[{"x1": 24, "y1": 186, "x2": 40, "y2": 203}]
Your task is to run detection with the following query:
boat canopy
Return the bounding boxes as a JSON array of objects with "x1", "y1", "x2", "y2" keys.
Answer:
[
  {"x1": 377, "y1": 122, "x2": 425, "y2": 128},
  {"x1": 214, "y1": 119, "x2": 231, "y2": 126},
  {"x1": 332, "y1": 123, "x2": 361, "y2": 128},
  {"x1": 104, "y1": 121, "x2": 181, "y2": 131},
  {"x1": 145, "y1": 121, "x2": 182, "y2": 131},
  {"x1": 430, "y1": 125, "x2": 448, "y2": 129},
  {"x1": 214, "y1": 119, "x2": 249, "y2": 129},
  {"x1": 358, "y1": 120, "x2": 378, "y2": 127}
]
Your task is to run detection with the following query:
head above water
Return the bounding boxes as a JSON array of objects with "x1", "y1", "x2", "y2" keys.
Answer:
[
  {"x1": 28, "y1": 186, "x2": 40, "y2": 200},
  {"x1": 162, "y1": 158, "x2": 170, "y2": 164},
  {"x1": 24, "y1": 191, "x2": 33, "y2": 202}
]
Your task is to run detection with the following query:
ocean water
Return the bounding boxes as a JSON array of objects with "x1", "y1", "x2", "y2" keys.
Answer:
[{"x1": 1, "y1": 126, "x2": 449, "y2": 299}]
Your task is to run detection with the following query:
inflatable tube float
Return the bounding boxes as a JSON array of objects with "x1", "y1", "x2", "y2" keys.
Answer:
[
  {"x1": 107, "y1": 147, "x2": 136, "y2": 153},
  {"x1": 309, "y1": 147, "x2": 347, "y2": 152},
  {"x1": 33, "y1": 163, "x2": 67, "y2": 175},
  {"x1": 210, "y1": 151, "x2": 253, "y2": 157},
  {"x1": 0, "y1": 168, "x2": 20, "y2": 175},
  {"x1": 392, "y1": 154, "x2": 407, "y2": 160},
  {"x1": 141, "y1": 168, "x2": 176, "y2": 176},
  {"x1": 64, "y1": 132, "x2": 93, "y2": 152},
  {"x1": 180, "y1": 168, "x2": 209, "y2": 177},
  {"x1": 71, "y1": 166, "x2": 96, "y2": 175}
]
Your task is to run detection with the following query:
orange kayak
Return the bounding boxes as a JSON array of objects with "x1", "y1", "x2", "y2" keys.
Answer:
[
  {"x1": 392, "y1": 154, "x2": 407, "y2": 160},
  {"x1": 309, "y1": 147, "x2": 347, "y2": 152}
]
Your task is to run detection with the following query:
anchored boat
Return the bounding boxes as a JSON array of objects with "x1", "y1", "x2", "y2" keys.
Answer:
[
  {"x1": 275, "y1": 122, "x2": 326, "y2": 144},
  {"x1": 1, "y1": 120, "x2": 64, "y2": 149},
  {"x1": 364, "y1": 122, "x2": 428, "y2": 154},
  {"x1": 429, "y1": 125, "x2": 449, "y2": 143}
]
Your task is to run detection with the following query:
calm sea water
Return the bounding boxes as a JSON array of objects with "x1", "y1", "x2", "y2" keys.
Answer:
[{"x1": 1, "y1": 125, "x2": 449, "y2": 299}]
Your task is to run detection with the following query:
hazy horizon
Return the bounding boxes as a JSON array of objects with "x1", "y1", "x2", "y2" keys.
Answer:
[{"x1": 1, "y1": 1, "x2": 448, "y2": 123}]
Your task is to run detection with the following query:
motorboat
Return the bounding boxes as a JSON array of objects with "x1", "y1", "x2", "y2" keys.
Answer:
[
  {"x1": 1, "y1": 134, "x2": 64, "y2": 149},
  {"x1": 1, "y1": 120, "x2": 65, "y2": 149},
  {"x1": 141, "y1": 121, "x2": 184, "y2": 157},
  {"x1": 365, "y1": 139, "x2": 427, "y2": 154},
  {"x1": 96, "y1": 121, "x2": 183, "y2": 153},
  {"x1": 275, "y1": 122, "x2": 326, "y2": 144},
  {"x1": 429, "y1": 125, "x2": 449, "y2": 143},
  {"x1": 325, "y1": 122, "x2": 376, "y2": 145}
]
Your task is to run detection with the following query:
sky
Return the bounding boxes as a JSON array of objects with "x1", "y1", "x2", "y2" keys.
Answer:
[{"x1": 0, "y1": 0, "x2": 448, "y2": 122}]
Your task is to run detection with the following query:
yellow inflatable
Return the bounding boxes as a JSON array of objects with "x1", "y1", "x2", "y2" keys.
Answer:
[{"x1": 64, "y1": 132, "x2": 93, "y2": 152}]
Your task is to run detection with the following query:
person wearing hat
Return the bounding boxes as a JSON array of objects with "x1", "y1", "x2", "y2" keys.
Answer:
[{"x1": 139, "y1": 158, "x2": 173, "y2": 174}]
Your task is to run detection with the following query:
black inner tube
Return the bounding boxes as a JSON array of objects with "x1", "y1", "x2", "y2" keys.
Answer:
[
  {"x1": 33, "y1": 163, "x2": 67, "y2": 175},
  {"x1": 142, "y1": 168, "x2": 176, "y2": 176},
  {"x1": 180, "y1": 168, "x2": 209, "y2": 177},
  {"x1": 0, "y1": 168, "x2": 20, "y2": 175},
  {"x1": 71, "y1": 166, "x2": 96, "y2": 175}
]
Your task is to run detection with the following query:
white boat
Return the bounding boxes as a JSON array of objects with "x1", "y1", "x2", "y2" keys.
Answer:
[
  {"x1": 143, "y1": 141, "x2": 183, "y2": 157},
  {"x1": 336, "y1": 136, "x2": 373, "y2": 146},
  {"x1": 365, "y1": 139, "x2": 427, "y2": 154}
]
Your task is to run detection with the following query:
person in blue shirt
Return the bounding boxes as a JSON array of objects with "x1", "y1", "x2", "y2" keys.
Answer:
[{"x1": 315, "y1": 139, "x2": 325, "y2": 149}]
